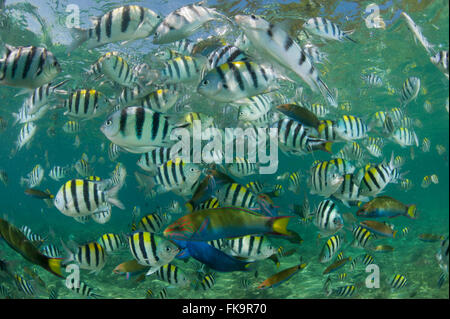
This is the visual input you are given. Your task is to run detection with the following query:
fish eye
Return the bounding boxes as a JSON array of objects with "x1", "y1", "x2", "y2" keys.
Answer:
[
  {"x1": 157, "y1": 15, "x2": 161, "y2": 19},
  {"x1": 105, "y1": 119, "x2": 113, "y2": 126},
  {"x1": 251, "y1": 14, "x2": 256, "y2": 19},
  {"x1": 222, "y1": 83, "x2": 228, "y2": 89},
  {"x1": 202, "y1": 79, "x2": 209, "y2": 85}
]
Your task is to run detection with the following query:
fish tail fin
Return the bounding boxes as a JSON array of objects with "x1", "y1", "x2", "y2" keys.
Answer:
[
  {"x1": 67, "y1": 27, "x2": 88, "y2": 54},
  {"x1": 323, "y1": 275, "x2": 332, "y2": 296},
  {"x1": 406, "y1": 204, "x2": 417, "y2": 219},
  {"x1": 438, "y1": 272, "x2": 448, "y2": 288},
  {"x1": 47, "y1": 257, "x2": 64, "y2": 278},
  {"x1": 106, "y1": 182, "x2": 125, "y2": 210},
  {"x1": 271, "y1": 216, "x2": 291, "y2": 236},
  {"x1": 343, "y1": 30, "x2": 357, "y2": 43}
]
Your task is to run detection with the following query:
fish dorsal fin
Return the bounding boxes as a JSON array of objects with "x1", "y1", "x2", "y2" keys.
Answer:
[
  {"x1": 4, "y1": 44, "x2": 16, "y2": 56},
  {"x1": 89, "y1": 16, "x2": 101, "y2": 26}
]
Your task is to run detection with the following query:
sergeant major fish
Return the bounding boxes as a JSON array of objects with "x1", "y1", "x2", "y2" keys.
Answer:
[
  {"x1": 67, "y1": 5, "x2": 162, "y2": 52},
  {"x1": 235, "y1": 15, "x2": 336, "y2": 106},
  {"x1": 0, "y1": 45, "x2": 61, "y2": 89}
]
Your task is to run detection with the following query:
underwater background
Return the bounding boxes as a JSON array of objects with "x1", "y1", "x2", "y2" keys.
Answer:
[{"x1": 0, "y1": 0, "x2": 448, "y2": 299}]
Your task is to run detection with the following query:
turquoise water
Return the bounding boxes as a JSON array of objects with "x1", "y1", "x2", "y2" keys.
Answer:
[{"x1": 0, "y1": 0, "x2": 448, "y2": 299}]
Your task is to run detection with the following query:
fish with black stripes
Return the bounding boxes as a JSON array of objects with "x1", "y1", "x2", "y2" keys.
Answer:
[
  {"x1": 227, "y1": 235, "x2": 277, "y2": 262},
  {"x1": 313, "y1": 199, "x2": 344, "y2": 236},
  {"x1": 207, "y1": 44, "x2": 249, "y2": 69},
  {"x1": 273, "y1": 118, "x2": 332, "y2": 156},
  {"x1": 127, "y1": 231, "x2": 180, "y2": 275},
  {"x1": 400, "y1": 76, "x2": 420, "y2": 106},
  {"x1": 153, "y1": 3, "x2": 229, "y2": 44},
  {"x1": 235, "y1": 15, "x2": 337, "y2": 106},
  {"x1": 197, "y1": 61, "x2": 278, "y2": 102},
  {"x1": 67, "y1": 5, "x2": 162, "y2": 52},
  {"x1": 154, "y1": 263, "x2": 191, "y2": 288},
  {"x1": 62, "y1": 241, "x2": 107, "y2": 274},
  {"x1": 97, "y1": 233, "x2": 126, "y2": 253},
  {"x1": 308, "y1": 161, "x2": 344, "y2": 198},
  {"x1": 100, "y1": 106, "x2": 190, "y2": 153},
  {"x1": 303, "y1": 17, "x2": 357, "y2": 43},
  {"x1": 0, "y1": 44, "x2": 61, "y2": 88},
  {"x1": 53, "y1": 179, "x2": 124, "y2": 217},
  {"x1": 62, "y1": 89, "x2": 111, "y2": 119}
]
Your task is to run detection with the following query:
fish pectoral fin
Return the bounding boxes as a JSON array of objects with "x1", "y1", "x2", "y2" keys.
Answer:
[{"x1": 145, "y1": 266, "x2": 161, "y2": 276}]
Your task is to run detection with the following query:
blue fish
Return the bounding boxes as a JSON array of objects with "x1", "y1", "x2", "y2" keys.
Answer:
[{"x1": 172, "y1": 239, "x2": 253, "y2": 272}]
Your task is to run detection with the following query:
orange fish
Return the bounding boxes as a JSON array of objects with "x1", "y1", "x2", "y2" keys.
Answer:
[
  {"x1": 113, "y1": 259, "x2": 149, "y2": 275},
  {"x1": 258, "y1": 263, "x2": 307, "y2": 289}
]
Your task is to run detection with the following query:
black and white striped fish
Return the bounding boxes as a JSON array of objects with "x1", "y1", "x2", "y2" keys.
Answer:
[
  {"x1": 237, "y1": 93, "x2": 273, "y2": 122},
  {"x1": 138, "y1": 212, "x2": 168, "y2": 233},
  {"x1": 66, "y1": 280, "x2": 102, "y2": 299},
  {"x1": 153, "y1": 3, "x2": 228, "y2": 44},
  {"x1": 389, "y1": 274, "x2": 408, "y2": 289},
  {"x1": 351, "y1": 225, "x2": 374, "y2": 248},
  {"x1": 358, "y1": 154, "x2": 396, "y2": 197},
  {"x1": 49, "y1": 166, "x2": 68, "y2": 181},
  {"x1": 227, "y1": 235, "x2": 276, "y2": 261},
  {"x1": 303, "y1": 43, "x2": 328, "y2": 64},
  {"x1": 198, "y1": 273, "x2": 216, "y2": 290},
  {"x1": 161, "y1": 55, "x2": 206, "y2": 83},
  {"x1": 207, "y1": 45, "x2": 248, "y2": 69},
  {"x1": 152, "y1": 158, "x2": 201, "y2": 194},
  {"x1": 0, "y1": 45, "x2": 61, "y2": 88},
  {"x1": 63, "y1": 89, "x2": 111, "y2": 119},
  {"x1": 118, "y1": 85, "x2": 154, "y2": 107},
  {"x1": 400, "y1": 77, "x2": 420, "y2": 105},
  {"x1": 62, "y1": 120, "x2": 80, "y2": 134},
  {"x1": 430, "y1": 50, "x2": 449, "y2": 78},
  {"x1": 155, "y1": 263, "x2": 191, "y2": 288},
  {"x1": 332, "y1": 174, "x2": 369, "y2": 207},
  {"x1": 15, "y1": 122, "x2": 37, "y2": 153},
  {"x1": 227, "y1": 157, "x2": 258, "y2": 178},
  {"x1": 140, "y1": 88, "x2": 180, "y2": 113},
  {"x1": 274, "y1": 118, "x2": 332, "y2": 156},
  {"x1": 90, "y1": 52, "x2": 143, "y2": 87},
  {"x1": 23, "y1": 80, "x2": 68, "y2": 115},
  {"x1": 97, "y1": 233, "x2": 126, "y2": 253},
  {"x1": 67, "y1": 5, "x2": 162, "y2": 52},
  {"x1": 91, "y1": 204, "x2": 112, "y2": 224},
  {"x1": 20, "y1": 225, "x2": 45, "y2": 245},
  {"x1": 100, "y1": 107, "x2": 190, "y2": 153},
  {"x1": 62, "y1": 242, "x2": 107, "y2": 274},
  {"x1": 198, "y1": 61, "x2": 278, "y2": 102},
  {"x1": 53, "y1": 179, "x2": 124, "y2": 217},
  {"x1": 392, "y1": 127, "x2": 419, "y2": 148},
  {"x1": 317, "y1": 119, "x2": 338, "y2": 141},
  {"x1": 215, "y1": 183, "x2": 259, "y2": 210},
  {"x1": 20, "y1": 164, "x2": 44, "y2": 188},
  {"x1": 308, "y1": 161, "x2": 344, "y2": 198},
  {"x1": 313, "y1": 199, "x2": 344, "y2": 236},
  {"x1": 127, "y1": 231, "x2": 179, "y2": 275},
  {"x1": 303, "y1": 17, "x2": 356, "y2": 43},
  {"x1": 108, "y1": 143, "x2": 122, "y2": 162},
  {"x1": 319, "y1": 233, "x2": 344, "y2": 263},
  {"x1": 137, "y1": 146, "x2": 183, "y2": 173},
  {"x1": 14, "y1": 274, "x2": 35, "y2": 296},
  {"x1": 334, "y1": 115, "x2": 369, "y2": 141},
  {"x1": 361, "y1": 73, "x2": 382, "y2": 87},
  {"x1": 235, "y1": 15, "x2": 336, "y2": 105},
  {"x1": 41, "y1": 244, "x2": 62, "y2": 258}
]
